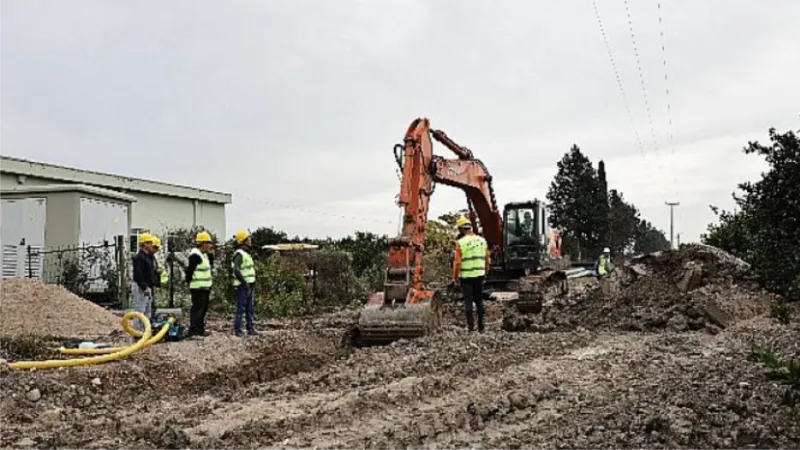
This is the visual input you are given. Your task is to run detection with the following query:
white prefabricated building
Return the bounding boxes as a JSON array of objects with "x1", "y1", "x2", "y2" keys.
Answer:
[{"x1": 0, "y1": 184, "x2": 136, "y2": 284}]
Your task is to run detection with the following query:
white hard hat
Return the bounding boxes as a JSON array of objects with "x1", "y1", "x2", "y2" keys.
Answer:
[{"x1": 603, "y1": 247, "x2": 610, "y2": 253}]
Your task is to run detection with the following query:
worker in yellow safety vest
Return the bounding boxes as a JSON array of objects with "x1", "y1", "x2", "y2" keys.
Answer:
[
  {"x1": 452, "y1": 216, "x2": 491, "y2": 333},
  {"x1": 185, "y1": 231, "x2": 214, "y2": 338},
  {"x1": 231, "y1": 230, "x2": 259, "y2": 337}
]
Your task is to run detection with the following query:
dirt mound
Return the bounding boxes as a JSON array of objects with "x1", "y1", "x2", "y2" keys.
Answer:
[
  {"x1": 503, "y1": 244, "x2": 777, "y2": 333},
  {"x1": 0, "y1": 278, "x2": 121, "y2": 339}
]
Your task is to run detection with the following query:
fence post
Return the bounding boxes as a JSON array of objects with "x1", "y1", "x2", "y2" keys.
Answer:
[
  {"x1": 115, "y1": 235, "x2": 128, "y2": 309},
  {"x1": 26, "y1": 245, "x2": 33, "y2": 278},
  {"x1": 169, "y1": 256, "x2": 175, "y2": 308}
]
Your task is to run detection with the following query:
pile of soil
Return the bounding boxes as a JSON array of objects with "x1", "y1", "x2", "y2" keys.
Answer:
[
  {"x1": 503, "y1": 244, "x2": 779, "y2": 333},
  {"x1": 0, "y1": 278, "x2": 120, "y2": 339}
]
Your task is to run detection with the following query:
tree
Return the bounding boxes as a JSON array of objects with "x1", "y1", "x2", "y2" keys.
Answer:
[
  {"x1": 546, "y1": 145, "x2": 607, "y2": 259},
  {"x1": 607, "y1": 189, "x2": 640, "y2": 256},
  {"x1": 633, "y1": 219, "x2": 670, "y2": 254},
  {"x1": 596, "y1": 160, "x2": 611, "y2": 249},
  {"x1": 702, "y1": 126, "x2": 800, "y2": 300}
]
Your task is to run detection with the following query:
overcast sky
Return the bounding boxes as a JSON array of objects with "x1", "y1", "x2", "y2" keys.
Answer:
[{"x1": 2, "y1": 0, "x2": 798, "y2": 243}]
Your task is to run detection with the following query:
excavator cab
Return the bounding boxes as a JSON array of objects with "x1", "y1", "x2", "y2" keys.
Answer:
[{"x1": 502, "y1": 201, "x2": 547, "y2": 276}]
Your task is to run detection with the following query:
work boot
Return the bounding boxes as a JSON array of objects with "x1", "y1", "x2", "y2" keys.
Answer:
[
  {"x1": 247, "y1": 330, "x2": 261, "y2": 337},
  {"x1": 201, "y1": 330, "x2": 212, "y2": 337},
  {"x1": 234, "y1": 330, "x2": 244, "y2": 337},
  {"x1": 465, "y1": 313, "x2": 474, "y2": 331}
]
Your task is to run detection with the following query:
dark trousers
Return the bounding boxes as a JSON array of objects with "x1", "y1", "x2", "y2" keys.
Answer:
[
  {"x1": 233, "y1": 285, "x2": 255, "y2": 333},
  {"x1": 189, "y1": 288, "x2": 211, "y2": 334},
  {"x1": 460, "y1": 276, "x2": 485, "y2": 332}
]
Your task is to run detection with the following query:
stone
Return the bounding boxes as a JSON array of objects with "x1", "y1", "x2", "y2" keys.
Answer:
[
  {"x1": 15, "y1": 438, "x2": 35, "y2": 448},
  {"x1": 26, "y1": 388, "x2": 41, "y2": 402},
  {"x1": 91, "y1": 377, "x2": 102, "y2": 386}
]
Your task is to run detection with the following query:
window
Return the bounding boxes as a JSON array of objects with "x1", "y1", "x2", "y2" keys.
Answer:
[{"x1": 130, "y1": 228, "x2": 145, "y2": 253}]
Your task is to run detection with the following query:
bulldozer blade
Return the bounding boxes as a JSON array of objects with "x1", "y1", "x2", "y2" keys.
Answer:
[{"x1": 352, "y1": 292, "x2": 442, "y2": 347}]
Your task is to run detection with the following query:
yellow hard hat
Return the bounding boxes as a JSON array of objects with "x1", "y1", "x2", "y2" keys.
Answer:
[
  {"x1": 138, "y1": 233, "x2": 153, "y2": 244},
  {"x1": 195, "y1": 231, "x2": 212, "y2": 243},
  {"x1": 152, "y1": 236, "x2": 162, "y2": 248},
  {"x1": 455, "y1": 216, "x2": 471, "y2": 229},
  {"x1": 235, "y1": 230, "x2": 250, "y2": 244}
]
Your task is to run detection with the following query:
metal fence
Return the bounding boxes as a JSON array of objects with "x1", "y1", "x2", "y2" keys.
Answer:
[{"x1": 9, "y1": 236, "x2": 129, "y2": 308}]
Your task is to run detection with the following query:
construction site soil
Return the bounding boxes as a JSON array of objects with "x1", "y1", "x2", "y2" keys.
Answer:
[{"x1": 2, "y1": 245, "x2": 799, "y2": 449}]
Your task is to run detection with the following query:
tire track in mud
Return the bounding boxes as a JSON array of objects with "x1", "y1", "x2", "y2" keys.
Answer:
[{"x1": 185, "y1": 330, "x2": 609, "y2": 448}]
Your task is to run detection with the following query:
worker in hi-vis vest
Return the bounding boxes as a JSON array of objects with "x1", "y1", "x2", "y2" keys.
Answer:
[
  {"x1": 232, "y1": 230, "x2": 260, "y2": 337},
  {"x1": 452, "y1": 216, "x2": 491, "y2": 333},
  {"x1": 185, "y1": 231, "x2": 214, "y2": 338}
]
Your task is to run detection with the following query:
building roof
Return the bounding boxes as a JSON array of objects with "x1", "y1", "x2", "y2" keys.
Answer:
[
  {"x1": 1, "y1": 155, "x2": 232, "y2": 204},
  {"x1": 1, "y1": 183, "x2": 138, "y2": 203}
]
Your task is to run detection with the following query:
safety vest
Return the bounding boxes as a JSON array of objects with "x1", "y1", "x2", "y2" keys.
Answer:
[
  {"x1": 458, "y1": 234, "x2": 488, "y2": 279},
  {"x1": 232, "y1": 248, "x2": 256, "y2": 287},
  {"x1": 160, "y1": 269, "x2": 170, "y2": 285},
  {"x1": 597, "y1": 254, "x2": 609, "y2": 276},
  {"x1": 189, "y1": 248, "x2": 212, "y2": 289}
]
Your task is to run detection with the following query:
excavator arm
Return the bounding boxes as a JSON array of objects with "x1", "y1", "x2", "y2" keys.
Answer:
[{"x1": 354, "y1": 118, "x2": 504, "y2": 345}]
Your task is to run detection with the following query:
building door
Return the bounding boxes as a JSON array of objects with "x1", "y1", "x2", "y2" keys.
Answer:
[{"x1": 1, "y1": 198, "x2": 47, "y2": 279}]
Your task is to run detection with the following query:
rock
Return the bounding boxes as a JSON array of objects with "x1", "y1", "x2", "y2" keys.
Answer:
[
  {"x1": 15, "y1": 438, "x2": 35, "y2": 448},
  {"x1": 667, "y1": 314, "x2": 688, "y2": 332},
  {"x1": 26, "y1": 388, "x2": 41, "y2": 402},
  {"x1": 91, "y1": 377, "x2": 102, "y2": 386},
  {"x1": 702, "y1": 302, "x2": 732, "y2": 329},
  {"x1": 159, "y1": 425, "x2": 190, "y2": 449},
  {"x1": 677, "y1": 263, "x2": 704, "y2": 292}
]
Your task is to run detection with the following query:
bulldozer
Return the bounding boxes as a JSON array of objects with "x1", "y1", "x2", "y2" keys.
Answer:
[{"x1": 350, "y1": 118, "x2": 571, "y2": 346}]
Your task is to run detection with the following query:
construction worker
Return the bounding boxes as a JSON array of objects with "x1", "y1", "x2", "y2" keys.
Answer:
[
  {"x1": 152, "y1": 236, "x2": 170, "y2": 287},
  {"x1": 596, "y1": 247, "x2": 612, "y2": 278},
  {"x1": 596, "y1": 247, "x2": 613, "y2": 294},
  {"x1": 452, "y1": 216, "x2": 491, "y2": 333},
  {"x1": 185, "y1": 231, "x2": 214, "y2": 338},
  {"x1": 232, "y1": 230, "x2": 259, "y2": 337},
  {"x1": 132, "y1": 233, "x2": 156, "y2": 331}
]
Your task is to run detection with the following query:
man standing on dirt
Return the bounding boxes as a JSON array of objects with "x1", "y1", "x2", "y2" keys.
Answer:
[
  {"x1": 596, "y1": 247, "x2": 613, "y2": 294},
  {"x1": 452, "y1": 216, "x2": 491, "y2": 333},
  {"x1": 185, "y1": 231, "x2": 214, "y2": 338},
  {"x1": 231, "y1": 230, "x2": 260, "y2": 337},
  {"x1": 132, "y1": 233, "x2": 156, "y2": 331}
]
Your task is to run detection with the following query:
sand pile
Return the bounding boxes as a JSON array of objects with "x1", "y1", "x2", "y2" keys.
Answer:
[
  {"x1": 503, "y1": 244, "x2": 779, "y2": 333},
  {"x1": 0, "y1": 277, "x2": 120, "y2": 338}
]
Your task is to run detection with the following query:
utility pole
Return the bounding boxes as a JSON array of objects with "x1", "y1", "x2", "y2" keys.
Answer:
[
  {"x1": 677, "y1": 232, "x2": 683, "y2": 247},
  {"x1": 665, "y1": 201, "x2": 680, "y2": 249}
]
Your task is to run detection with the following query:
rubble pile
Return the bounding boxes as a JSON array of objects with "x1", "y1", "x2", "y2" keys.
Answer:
[
  {"x1": 503, "y1": 244, "x2": 779, "y2": 333},
  {"x1": 0, "y1": 278, "x2": 120, "y2": 339}
]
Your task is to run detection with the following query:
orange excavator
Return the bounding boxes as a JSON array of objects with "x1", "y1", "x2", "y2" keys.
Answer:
[{"x1": 351, "y1": 118, "x2": 569, "y2": 346}]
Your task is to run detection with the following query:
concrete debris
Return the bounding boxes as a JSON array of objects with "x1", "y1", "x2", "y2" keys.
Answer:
[{"x1": 503, "y1": 244, "x2": 778, "y2": 334}]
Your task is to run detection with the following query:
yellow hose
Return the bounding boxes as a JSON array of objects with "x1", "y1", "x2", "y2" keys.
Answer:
[
  {"x1": 7, "y1": 311, "x2": 170, "y2": 370},
  {"x1": 59, "y1": 314, "x2": 174, "y2": 355}
]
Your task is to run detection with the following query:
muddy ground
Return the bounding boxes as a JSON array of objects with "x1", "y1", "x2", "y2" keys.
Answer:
[
  {"x1": 2, "y1": 302, "x2": 799, "y2": 449},
  {"x1": 2, "y1": 246, "x2": 799, "y2": 449}
]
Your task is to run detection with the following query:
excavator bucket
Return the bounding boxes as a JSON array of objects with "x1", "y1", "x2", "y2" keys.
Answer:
[
  {"x1": 513, "y1": 269, "x2": 568, "y2": 314},
  {"x1": 351, "y1": 291, "x2": 442, "y2": 347}
]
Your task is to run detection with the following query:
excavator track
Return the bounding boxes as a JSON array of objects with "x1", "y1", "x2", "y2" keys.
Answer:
[{"x1": 351, "y1": 292, "x2": 443, "y2": 347}]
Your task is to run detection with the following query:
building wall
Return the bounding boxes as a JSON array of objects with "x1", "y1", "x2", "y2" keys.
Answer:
[
  {"x1": 1, "y1": 172, "x2": 227, "y2": 239},
  {"x1": 129, "y1": 191, "x2": 226, "y2": 238},
  {"x1": 0, "y1": 190, "x2": 79, "y2": 249}
]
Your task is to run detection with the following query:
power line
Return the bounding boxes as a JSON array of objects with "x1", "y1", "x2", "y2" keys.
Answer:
[
  {"x1": 623, "y1": 0, "x2": 661, "y2": 156},
  {"x1": 591, "y1": 0, "x2": 646, "y2": 157},
  {"x1": 235, "y1": 193, "x2": 395, "y2": 225},
  {"x1": 656, "y1": 0, "x2": 680, "y2": 200}
]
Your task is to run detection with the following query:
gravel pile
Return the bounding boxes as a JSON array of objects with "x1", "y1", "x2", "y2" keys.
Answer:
[
  {"x1": 503, "y1": 244, "x2": 779, "y2": 333},
  {"x1": 0, "y1": 277, "x2": 120, "y2": 339}
]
